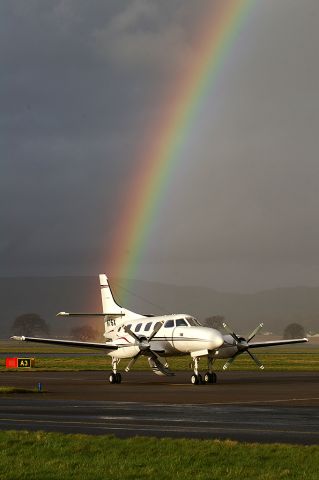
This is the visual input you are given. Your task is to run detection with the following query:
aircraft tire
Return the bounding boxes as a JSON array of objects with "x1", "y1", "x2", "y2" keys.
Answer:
[
  {"x1": 204, "y1": 372, "x2": 217, "y2": 384},
  {"x1": 109, "y1": 373, "x2": 117, "y2": 384},
  {"x1": 191, "y1": 374, "x2": 199, "y2": 385},
  {"x1": 115, "y1": 373, "x2": 122, "y2": 384}
]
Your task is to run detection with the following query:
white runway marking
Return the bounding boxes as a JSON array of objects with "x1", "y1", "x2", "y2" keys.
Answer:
[{"x1": 205, "y1": 397, "x2": 319, "y2": 405}]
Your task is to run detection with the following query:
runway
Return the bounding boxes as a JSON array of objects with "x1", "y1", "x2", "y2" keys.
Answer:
[
  {"x1": 0, "y1": 398, "x2": 318, "y2": 444},
  {"x1": 1, "y1": 370, "x2": 318, "y2": 404},
  {"x1": 0, "y1": 371, "x2": 318, "y2": 443}
]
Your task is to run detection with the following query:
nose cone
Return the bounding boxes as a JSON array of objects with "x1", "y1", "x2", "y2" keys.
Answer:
[{"x1": 205, "y1": 328, "x2": 224, "y2": 350}]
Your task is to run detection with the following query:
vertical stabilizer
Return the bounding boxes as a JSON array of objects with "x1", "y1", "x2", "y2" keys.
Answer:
[
  {"x1": 99, "y1": 274, "x2": 121, "y2": 314},
  {"x1": 99, "y1": 274, "x2": 145, "y2": 321}
]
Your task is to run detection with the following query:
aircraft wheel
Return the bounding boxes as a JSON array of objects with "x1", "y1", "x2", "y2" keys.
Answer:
[
  {"x1": 115, "y1": 373, "x2": 122, "y2": 384},
  {"x1": 204, "y1": 372, "x2": 217, "y2": 384},
  {"x1": 109, "y1": 373, "x2": 117, "y2": 384},
  {"x1": 191, "y1": 374, "x2": 199, "y2": 385}
]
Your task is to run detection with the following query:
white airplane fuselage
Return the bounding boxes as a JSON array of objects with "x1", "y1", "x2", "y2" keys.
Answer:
[{"x1": 106, "y1": 314, "x2": 224, "y2": 359}]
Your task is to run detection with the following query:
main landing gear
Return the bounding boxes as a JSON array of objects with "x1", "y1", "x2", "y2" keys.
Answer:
[
  {"x1": 109, "y1": 358, "x2": 122, "y2": 384},
  {"x1": 191, "y1": 356, "x2": 217, "y2": 385}
]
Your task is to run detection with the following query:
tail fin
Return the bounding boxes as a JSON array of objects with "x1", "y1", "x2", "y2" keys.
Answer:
[
  {"x1": 99, "y1": 274, "x2": 144, "y2": 321},
  {"x1": 99, "y1": 274, "x2": 122, "y2": 314}
]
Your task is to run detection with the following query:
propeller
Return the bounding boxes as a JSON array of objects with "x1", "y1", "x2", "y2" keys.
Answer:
[
  {"x1": 124, "y1": 322, "x2": 174, "y2": 376},
  {"x1": 222, "y1": 322, "x2": 264, "y2": 370}
]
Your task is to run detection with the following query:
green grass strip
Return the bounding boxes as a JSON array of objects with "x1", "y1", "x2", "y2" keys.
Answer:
[
  {"x1": 0, "y1": 386, "x2": 40, "y2": 394},
  {"x1": 1, "y1": 351, "x2": 319, "y2": 371},
  {"x1": 0, "y1": 431, "x2": 318, "y2": 480}
]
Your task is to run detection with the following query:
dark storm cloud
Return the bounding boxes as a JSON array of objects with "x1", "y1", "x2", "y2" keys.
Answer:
[
  {"x1": 1, "y1": 1, "x2": 319, "y2": 292},
  {"x1": 0, "y1": 0, "x2": 202, "y2": 275}
]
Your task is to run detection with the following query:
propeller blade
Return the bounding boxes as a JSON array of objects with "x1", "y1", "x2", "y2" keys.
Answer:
[
  {"x1": 222, "y1": 322, "x2": 241, "y2": 342},
  {"x1": 247, "y1": 350, "x2": 264, "y2": 369},
  {"x1": 125, "y1": 351, "x2": 142, "y2": 372},
  {"x1": 222, "y1": 352, "x2": 241, "y2": 370},
  {"x1": 147, "y1": 321, "x2": 163, "y2": 342},
  {"x1": 123, "y1": 325, "x2": 140, "y2": 343},
  {"x1": 147, "y1": 352, "x2": 175, "y2": 376},
  {"x1": 247, "y1": 323, "x2": 264, "y2": 342}
]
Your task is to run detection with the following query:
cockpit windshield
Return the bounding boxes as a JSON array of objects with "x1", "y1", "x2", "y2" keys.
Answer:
[{"x1": 186, "y1": 316, "x2": 202, "y2": 326}]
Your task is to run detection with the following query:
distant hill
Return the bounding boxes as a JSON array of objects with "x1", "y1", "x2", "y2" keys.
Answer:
[{"x1": 0, "y1": 276, "x2": 318, "y2": 337}]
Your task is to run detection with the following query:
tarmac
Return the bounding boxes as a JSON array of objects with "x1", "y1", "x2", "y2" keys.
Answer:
[{"x1": 0, "y1": 370, "x2": 318, "y2": 443}]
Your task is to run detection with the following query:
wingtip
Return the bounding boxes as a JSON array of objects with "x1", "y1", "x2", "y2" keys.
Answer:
[{"x1": 11, "y1": 336, "x2": 25, "y2": 341}]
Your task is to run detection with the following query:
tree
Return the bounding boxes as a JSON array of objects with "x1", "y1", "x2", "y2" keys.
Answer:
[
  {"x1": 203, "y1": 315, "x2": 225, "y2": 331},
  {"x1": 283, "y1": 323, "x2": 305, "y2": 339},
  {"x1": 70, "y1": 325, "x2": 100, "y2": 341},
  {"x1": 12, "y1": 313, "x2": 50, "y2": 337}
]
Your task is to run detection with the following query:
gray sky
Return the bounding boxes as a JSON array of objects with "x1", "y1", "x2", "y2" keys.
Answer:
[{"x1": 1, "y1": 0, "x2": 319, "y2": 292}]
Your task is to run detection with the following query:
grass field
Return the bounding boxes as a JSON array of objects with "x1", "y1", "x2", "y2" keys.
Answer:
[
  {"x1": 1, "y1": 349, "x2": 319, "y2": 371},
  {"x1": 1, "y1": 353, "x2": 319, "y2": 372},
  {"x1": 0, "y1": 431, "x2": 318, "y2": 480},
  {"x1": 0, "y1": 386, "x2": 40, "y2": 394}
]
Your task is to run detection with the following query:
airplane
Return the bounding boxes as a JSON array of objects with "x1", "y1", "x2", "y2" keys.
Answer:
[{"x1": 12, "y1": 274, "x2": 308, "y2": 385}]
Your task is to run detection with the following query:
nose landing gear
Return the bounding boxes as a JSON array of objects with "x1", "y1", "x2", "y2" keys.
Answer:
[{"x1": 191, "y1": 356, "x2": 217, "y2": 385}]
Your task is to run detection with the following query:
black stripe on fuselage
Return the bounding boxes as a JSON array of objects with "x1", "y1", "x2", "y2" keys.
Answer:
[{"x1": 114, "y1": 337, "x2": 217, "y2": 347}]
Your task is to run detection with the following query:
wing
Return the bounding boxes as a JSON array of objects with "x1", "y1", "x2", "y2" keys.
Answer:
[
  {"x1": 56, "y1": 312, "x2": 124, "y2": 317},
  {"x1": 248, "y1": 338, "x2": 308, "y2": 349},
  {"x1": 11, "y1": 335, "x2": 119, "y2": 351}
]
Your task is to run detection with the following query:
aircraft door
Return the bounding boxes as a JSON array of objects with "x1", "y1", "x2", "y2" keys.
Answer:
[{"x1": 163, "y1": 319, "x2": 175, "y2": 344}]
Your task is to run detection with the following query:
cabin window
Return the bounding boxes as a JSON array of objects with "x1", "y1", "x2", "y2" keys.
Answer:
[
  {"x1": 164, "y1": 319, "x2": 175, "y2": 328},
  {"x1": 135, "y1": 323, "x2": 142, "y2": 332},
  {"x1": 144, "y1": 322, "x2": 152, "y2": 331},
  {"x1": 176, "y1": 319, "x2": 187, "y2": 327}
]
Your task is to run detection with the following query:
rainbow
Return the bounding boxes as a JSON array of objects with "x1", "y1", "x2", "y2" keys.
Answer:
[{"x1": 107, "y1": 0, "x2": 254, "y2": 298}]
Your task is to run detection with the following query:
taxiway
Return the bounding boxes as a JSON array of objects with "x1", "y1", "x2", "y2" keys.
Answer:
[{"x1": 0, "y1": 371, "x2": 318, "y2": 443}]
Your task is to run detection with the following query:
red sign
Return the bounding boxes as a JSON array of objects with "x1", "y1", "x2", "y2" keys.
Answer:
[
  {"x1": 5, "y1": 358, "x2": 35, "y2": 368},
  {"x1": 6, "y1": 358, "x2": 18, "y2": 368}
]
